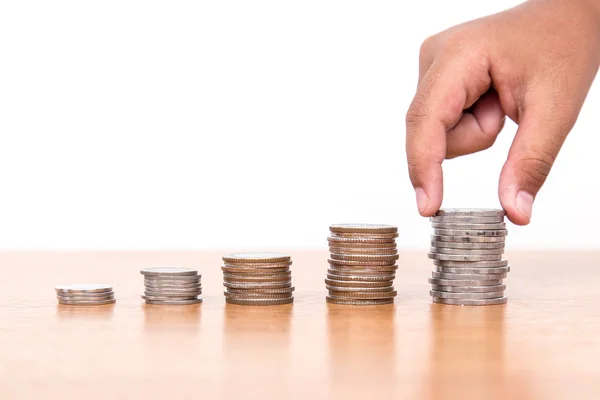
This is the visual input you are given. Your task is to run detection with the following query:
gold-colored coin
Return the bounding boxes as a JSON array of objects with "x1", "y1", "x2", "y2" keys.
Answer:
[
  {"x1": 223, "y1": 281, "x2": 292, "y2": 290},
  {"x1": 329, "y1": 224, "x2": 398, "y2": 234},
  {"x1": 330, "y1": 253, "x2": 399, "y2": 262},
  {"x1": 221, "y1": 266, "x2": 290, "y2": 274},
  {"x1": 226, "y1": 286, "x2": 295, "y2": 294},
  {"x1": 328, "y1": 246, "x2": 398, "y2": 255},
  {"x1": 325, "y1": 285, "x2": 394, "y2": 292},
  {"x1": 327, "y1": 258, "x2": 397, "y2": 267},
  {"x1": 222, "y1": 253, "x2": 291, "y2": 263},
  {"x1": 327, "y1": 236, "x2": 396, "y2": 245},
  {"x1": 224, "y1": 291, "x2": 292, "y2": 299},
  {"x1": 330, "y1": 232, "x2": 398, "y2": 239},
  {"x1": 324, "y1": 279, "x2": 393, "y2": 288}
]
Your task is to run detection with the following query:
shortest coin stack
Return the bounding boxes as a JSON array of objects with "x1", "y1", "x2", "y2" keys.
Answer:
[
  {"x1": 326, "y1": 224, "x2": 399, "y2": 306},
  {"x1": 427, "y1": 208, "x2": 510, "y2": 306},
  {"x1": 55, "y1": 284, "x2": 116, "y2": 305},
  {"x1": 222, "y1": 253, "x2": 294, "y2": 306},
  {"x1": 141, "y1": 267, "x2": 202, "y2": 305}
]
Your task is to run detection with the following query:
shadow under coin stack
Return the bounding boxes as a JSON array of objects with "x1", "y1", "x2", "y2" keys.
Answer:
[
  {"x1": 222, "y1": 253, "x2": 294, "y2": 306},
  {"x1": 55, "y1": 284, "x2": 115, "y2": 305},
  {"x1": 428, "y1": 208, "x2": 509, "y2": 306},
  {"x1": 326, "y1": 224, "x2": 399, "y2": 305},
  {"x1": 141, "y1": 267, "x2": 203, "y2": 305}
]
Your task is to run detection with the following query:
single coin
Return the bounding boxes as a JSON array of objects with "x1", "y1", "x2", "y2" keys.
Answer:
[
  {"x1": 435, "y1": 266, "x2": 510, "y2": 274},
  {"x1": 145, "y1": 283, "x2": 202, "y2": 290},
  {"x1": 431, "y1": 234, "x2": 506, "y2": 243},
  {"x1": 327, "y1": 236, "x2": 396, "y2": 245},
  {"x1": 428, "y1": 252, "x2": 502, "y2": 262},
  {"x1": 430, "y1": 215, "x2": 504, "y2": 224},
  {"x1": 326, "y1": 296, "x2": 394, "y2": 305},
  {"x1": 57, "y1": 294, "x2": 115, "y2": 302},
  {"x1": 431, "y1": 284, "x2": 506, "y2": 293},
  {"x1": 330, "y1": 253, "x2": 399, "y2": 262},
  {"x1": 142, "y1": 295, "x2": 200, "y2": 301},
  {"x1": 226, "y1": 286, "x2": 295, "y2": 295},
  {"x1": 328, "y1": 290, "x2": 397, "y2": 299},
  {"x1": 55, "y1": 290, "x2": 114, "y2": 298},
  {"x1": 431, "y1": 222, "x2": 506, "y2": 230},
  {"x1": 58, "y1": 299, "x2": 116, "y2": 306},
  {"x1": 222, "y1": 253, "x2": 291, "y2": 263},
  {"x1": 328, "y1": 246, "x2": 398, "y2": 255},
  {"x1": 221, "y1": 266, "x2": 290, "y2": 274},
  {"x1": 430, "y1": 240, "x2": 505, "y2": 250},
  {"x1": 429, "y1": 247, "x2": 504, "y2": 255},
  {"x1": 433, "y1": 229, "x2": 507, "y2": 237},
  {"x1": 432, "y1": 271, "x2": 507, "y2": 280},
  {"x1": 140, "y1": 267, "x2": 198, "y2": 276},
  {"x1": 223, "y1": 271, "x2": 290, "y2": 279},
  {"x1": 225, "y1": 297, "x2": 293, "y2": 306},
  {"x1": 55, "y1": 284, "x2": 113, "y2": 293},
  {"x1": 327, "y1": 267, "x2": 397, "y2": 276},
  {"x1": 223, "y1": 275, "x2": 291, "y2": 283},
  {"x1": 223, "y1": 281, "x2": 292, "y2": 289},
  {"x1": 329, "y1": 223, "x2": 398, "y2": 234},
  {"x1": 143, "y1": 275, "x2": 201, "y2": 282},
  {"x1": 430, "y1": 290, "x2": 504, "y2": 299},
  {"x1": 223, "y1": 291, "x2": 292, "y2": 299},
  {"x1": 223, "y1": 261, "x2": 292, "y2": 269},
  {"x1": 327, "y1": 239, "x2": 397, "y2": 248},
  {"x1": 330, "y1": 232, "x2": 399, "y2": 239},
  {"x1": 324, "y1": 279, "x2": 394, "y2": 288},
  {"x1": 428, "y1": 278, "x2": 503, "y2": 286},
  {"x1": 144, "y1": 290, "x2": 201, "y2": 298},
  {"x1": 328, "y1": 258, "x2": 397, "y2": 267},
  {"x1": 327, "y1": 273, "x2": 395, "y2": 282},
  {"x1": 145, "y1": 298, "x2": 203, "y2": 305},
  {"x1": 432, "y1": 259, "x2": 508, "y2": 268},
  {"x1": 325, "y1": 285, "x2": 394, "y2": 292},
  {"x1": 434, "y1": 208, "x2": 505, "y2": 218},
  {"x1": 432, "y1": 297, "x2": 508, "y2": 306}
]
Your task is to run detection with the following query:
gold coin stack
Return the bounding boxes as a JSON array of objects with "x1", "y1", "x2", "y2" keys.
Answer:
[
  {"x1": 326, "y1": 224, "x2": 399, "y2": 305},
  {"x1": 222, "y1": 253, "x2": 294, "y2": 306}
]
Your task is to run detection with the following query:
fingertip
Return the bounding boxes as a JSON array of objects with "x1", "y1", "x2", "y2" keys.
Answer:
[
  {"x1": 414, "y1": 187, "x2": 442, "y2": 217},
  {"x1": 498, "y1": 180, "x2": 532, "y2": 226}
]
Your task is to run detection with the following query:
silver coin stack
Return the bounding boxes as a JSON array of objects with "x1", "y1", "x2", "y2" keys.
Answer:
[
  {"x1": 222, "y1": 253, "x2": 295, "y2": 306},
  {"x1": 326, "y1": 224, "x2": 399, "y2": 306},
  {"x1": 427, "y1": 208, "x2": 509, "y2": 306},
  {"x1": 141, "y1": 267, "x2": 202, "y2": 305},
  {"x1": 55, "y1": 284, "x2": 116, "y2": 305}
]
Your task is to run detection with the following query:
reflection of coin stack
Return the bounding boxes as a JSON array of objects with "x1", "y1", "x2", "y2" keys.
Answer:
[
  {"x1": 326, "y1": 224, "x2": 399, "y2": 305},
  {"x1": 427, "y1": 209, "x2": 509, "y2": 306},
  {"x1": 55, "y1": 284, "x2": 116, "y2": 305},
  {"x1": 141, "y1": 267, "x2": 203, "y2": 305},
  {"x1": 222, "y1": 253, "x2": 294, "y2": 306}
]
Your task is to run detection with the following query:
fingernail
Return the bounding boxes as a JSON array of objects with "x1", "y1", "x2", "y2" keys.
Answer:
[
  {"x1": 516, "y1": 190, "x2": 534, "y2": 220},
  {"x1": 415, "y1": 187, "x2": 429, "y2": 214}
]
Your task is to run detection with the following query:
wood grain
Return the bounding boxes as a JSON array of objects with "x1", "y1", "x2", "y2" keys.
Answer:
[{"x1": 0, "y1": 250, "x2": 599, "y2": 399}]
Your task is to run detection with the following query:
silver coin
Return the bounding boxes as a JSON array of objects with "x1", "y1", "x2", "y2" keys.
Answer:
[
  {"x1": 324, "y1": 279, "x2": 394, "y2": 288},
  {"x1": 226, "y1": 286, "x2": 295, "y2": 295},
  {"x1": 434, "y1": 208, "x2": 505, "y2": 217},
  {"x1": 433, "y1": 229, "x2": 507, "y2": 237},
  {"x1": 142, "y1": 295, "x2": 200, "y2": 301},
  {"x1": 55, "y1": 284, "x2": 113, "y2": 293},
  {"x1": 58, "y1": 299, "x2": 116, "y2": 305},
  {"x1": 428, "y1": 278, "x2": 504, "y2": 286},
  {"x1": 432, "y1": 271, "x2": 507, "y2": 280},
  {"x1": 327, "y1": 236, "x2": 396, "y2": 245},
  {"x1": 329, "y1": 223, "x2": 398, "y2": 234},
  {"x1": 325, "y1": 296, "x2": 394, "y2": 305},
  {"x1": 430, "y1": 240, "x2": 505, "y2": 250},
  {"x1": 140, "y1": 267, "x2": 198, "y2": 276},
  {"x1": 55, "y1": 290, "x2": 114, "y2": 298},
  {"x1": 432, "y1": 259, "x2": 508, "y2": 268},
  {"x1": 225, "y1": 297, "x2": 294, "y2": 306},
  {"x1": 329, "y1": 253, "x2": 399, "y2": 262},
  {"x1": 432, "y1": 297, "x2": 507, "y2": 306},
  {"x1": 430, "y1": 215, "x2": 504, "y2": 224},
  {"x1": 325, "y1": 285, "x2": 394, "y2": 292},
  {"x1": 144, "y1": 277, "x2": 201, "y2": 285},
  {"x1": 328, "y1": 246, "x2": 398, "y2": 255},
  {"x1": 222, "y1": 252, "x2": 291, "y2": 263},
  {"x1": 431, "y1": 284, "x2": 506, "y2": 293},
  {"x1": 145, "y1": 283, "x2": 202, "y2": 290},
  {"x1": 57, "y1": 294, "x2": 115, "y2": 301},
  {"x1": 328, "y1": 258, "x2": 397, "y2": 267},
  {"x1": 327, "y1": 268, "x2": 398, "y2": 276},
  {"x1": 145, "y1": 298, "x2": 203, "y2": 305},
  {"x1": 430, "y1": 290, "x2": 505, "y2": 299},
  {"x1": 435, "y1": 266, "x2": 510, "y2": 274},
  {"x1": 326, "y1": 273, "x2": 395, "y2": 281},
  {"x1": 428, "y1": 252, "x2": 502, "y2": 262},
  {"x1": 144, "y1": 290, "x2": 201, "y2": 297},
  {"x1": 223, "y1": 281, "x2": 292, "y2": 289},
  {"x1": 431, "y1": 234, "x2": 506, "y2": 243},
  {"x1": 429, "y1": 246, "x2": 504, "y2": 255},
  {"x1": 431, "y1": 222, "x2": 506, "y2": 230}
]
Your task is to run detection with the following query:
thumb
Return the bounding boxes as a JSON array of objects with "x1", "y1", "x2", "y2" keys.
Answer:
[{"x1": 498, "y1": 104, "x2": 574, "y2": 225}]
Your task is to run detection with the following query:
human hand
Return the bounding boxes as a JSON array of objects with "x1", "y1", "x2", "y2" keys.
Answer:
[{"x1": 406, "y1": 0, "x2": 600, "y2": 225}]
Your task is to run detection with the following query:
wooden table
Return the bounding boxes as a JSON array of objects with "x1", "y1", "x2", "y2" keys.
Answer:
[{"x1": 1, "y1": 250, "x2": 599, "y2": 399}]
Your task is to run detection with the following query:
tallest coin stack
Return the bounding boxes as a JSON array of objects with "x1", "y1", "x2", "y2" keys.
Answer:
[{"x1": 427, "y1": 208, "x2": 510, "y2": 306}]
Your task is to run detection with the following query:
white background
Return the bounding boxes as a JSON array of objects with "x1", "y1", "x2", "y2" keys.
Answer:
[{"x1": 0, "y1": 0, "x2": 598, "y2": 250}]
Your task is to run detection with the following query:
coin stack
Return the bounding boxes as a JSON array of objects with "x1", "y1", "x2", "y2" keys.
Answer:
[
  {"x1": 55, "y1": 284, "x2": 116, "y2": 305},
  {"x1": 222, "y1": 253, "x2": 294, "y2": 306},
  {"x1": 326, "y1": 224, "x2": 399, "y2": 305},
  {"x1": 427, "y1": 208, "x2": 509, "y2": 306},
  {"x1": 141, "y1": 267, "x2": 202, "y2": 305}
]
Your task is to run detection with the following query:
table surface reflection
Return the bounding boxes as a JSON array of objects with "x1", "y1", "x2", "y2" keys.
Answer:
[{"x1": 0, "y1": 250, "x2": 599, "y2": 400}]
